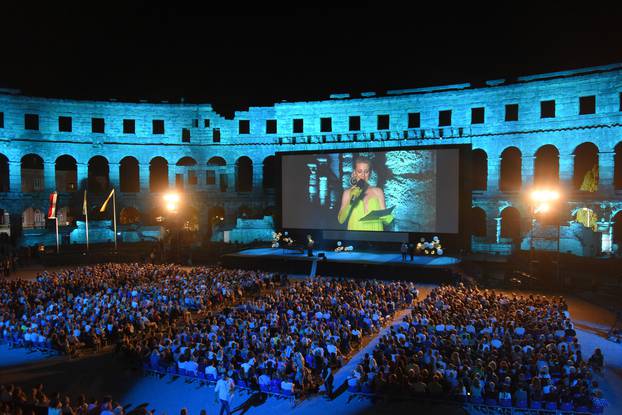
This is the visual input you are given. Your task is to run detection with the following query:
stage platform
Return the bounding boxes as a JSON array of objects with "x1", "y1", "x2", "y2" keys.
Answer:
[{"x1": 222, "y1": 248, "x2": 461, "y2": 282}]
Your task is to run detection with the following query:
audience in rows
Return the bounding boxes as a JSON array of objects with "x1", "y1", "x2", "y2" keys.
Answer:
[{"x1": 351, "y1": 284, "x2": 608, "y2": 412}]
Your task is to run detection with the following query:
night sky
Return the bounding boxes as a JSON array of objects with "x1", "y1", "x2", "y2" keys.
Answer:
[{"x1": 2, "y1": 5, "x2": 622, "y2": 118}]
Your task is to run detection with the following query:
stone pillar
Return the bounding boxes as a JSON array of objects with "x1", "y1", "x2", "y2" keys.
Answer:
[
  {"x1": 9, "y1": 160, "x2": 21, "y2": 194},
  {"x1": 495, "y1": 217, "x2": 502, "y2": 244},
  {"x1": 76, "y1": 162, "x2": 88, "y2": 190},
  {"x1": 487, "y1": 156, "x2": 500, "y2": 193},
  {"x1": 598, "y1": 151, "x2": 615, "y2": 195},
  {"x1": 139, "y1": 163, "x2": 150, "y2": 193},
  {"x1": 559, "y1": 153, "x2": 574, "y2": 193},
  {"x1": 43, "y1": 161, "x2": 56, "y2": 192},
  {"x1": 108, "y1": 162, "x2": 120, "y2": 190},
  {"x1": 252, "y1": 162, "x2": 263, "y2": 192},
  {"x1": 521, "y1": 155, "x2": 534, "y2": 189}
]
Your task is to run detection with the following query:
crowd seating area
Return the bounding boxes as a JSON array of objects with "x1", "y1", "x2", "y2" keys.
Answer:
[
  {"x1": 142, "y1": 277, "x2": 419, "y2": 396},
  {"x1": 0, "y1": 264, "x2": 270, "y2": 356},
  {"x1": 349, "y1": 284, "x2": 608, "y2": 413},
  {"x1": 0, "y1": 384, "x2": 132, "y2": 415}
]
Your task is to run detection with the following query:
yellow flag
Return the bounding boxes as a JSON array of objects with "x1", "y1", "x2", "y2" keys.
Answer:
[{"x1": 99, "y1": 188, "x2": 115, "y2": 212}]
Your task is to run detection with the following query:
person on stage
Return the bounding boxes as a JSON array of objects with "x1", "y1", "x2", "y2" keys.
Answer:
[{"x1": 337, "y1": 156, "x2": 393, "y2": 231}]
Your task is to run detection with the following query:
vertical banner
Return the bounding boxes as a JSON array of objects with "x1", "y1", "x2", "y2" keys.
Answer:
[{"x1": 47, "y1": 191, "x2": 58, "y2": 219}]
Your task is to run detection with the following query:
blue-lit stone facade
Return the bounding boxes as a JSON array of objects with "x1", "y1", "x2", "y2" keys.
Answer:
[{"x1": 1, "y1": 63, "x2": 622, "y2": 255}]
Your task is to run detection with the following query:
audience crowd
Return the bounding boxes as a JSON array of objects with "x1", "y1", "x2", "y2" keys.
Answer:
[
  {"x1": 143, "y1": 277, "x2": 419, "y2": 394},
  {"x1": 1, "y1": 262, "x2": 612, "y2": 412},
  {"x1": 0, "y1": 264, "x2": 269, "y2": 357},
  {"x1": 351, "y1": 284, "x2": 608, "y2": 412}
]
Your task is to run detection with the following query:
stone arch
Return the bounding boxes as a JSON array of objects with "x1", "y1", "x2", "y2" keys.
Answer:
[
  {"x1": 534, "y1": 145, "x2": 559, "y2": 186},
  {"x1": 613, "y1": 210, "x2": 622, "y2": 250},
  {"x1": 22, "y1": 207, "x2": 45, "y2": 229},
  {"x1": 150, "y1": 157, "x2": 169, "y2": 192},
  {"x1": 236, "y1": 156, "x2": 253, "y2": 192},
  {"x1": 573, "y1": 142, "x2": 599, "y2": 191},
  {"x1": 615, "y1": 142, "x2": 622, "y2": 191},
  {"x1": 471, "y1": 149, "x2": 487, "y2": 191},
  {"x1": 176, "y1": 157, "x2": 198, "y2": 188},
  {"x1": 88, "y1": 155, "x2": 110, "y2": 193},
  {"x1": 55, "y1": 155, "x2": 77, "y2": 192},
  {"x1": 120, "y1": 156, "x2": 140, "y2": 193},
  {"x1": 0, "y1": 153, "x2": 9, "y2": 192},
  {"x1": 120, "y1": 206, "x2": 141, "y2": 225},
  {"x1": 262, "y1": 155, "x2": 277, "y2": 189},
  {"x1": 500, "y1": 146, "x2": 522, "y2": 192},
  {"x1": 500, "y1": 206, "x2": 521, "y2": 241},
  {"x1": 21, "y1": 154, "x2": 44, "y2": 193},
  {"x1": 207, "y1": 156, "x2": 226, "y2": 166},
  {"x1": 470, "y1": 206, "x2": 487, "y2": 237}
]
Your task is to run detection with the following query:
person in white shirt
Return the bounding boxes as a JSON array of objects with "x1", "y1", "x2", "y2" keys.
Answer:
[
  {"x1": 214, "y1": 372, "x2": 235, "y2": 415},
  {"x1": 281, "y1": 374, "x2": 295, "y2": 393}
]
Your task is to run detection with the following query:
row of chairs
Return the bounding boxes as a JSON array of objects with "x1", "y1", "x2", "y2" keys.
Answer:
[
  {"x1": 143, "y1": 362, "x2": 298, "y2": 407},
  {"x1": 1, "y1": 334, "x2": 57, "y2": 355}
]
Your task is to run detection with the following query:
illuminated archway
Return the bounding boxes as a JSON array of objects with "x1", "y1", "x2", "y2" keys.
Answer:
[
  {"x1": 534, "y1": 145, "x2": 559, "y2": 186},
  {"x1": 500, "y1": 147, "x2": 521, "y2": 191}
]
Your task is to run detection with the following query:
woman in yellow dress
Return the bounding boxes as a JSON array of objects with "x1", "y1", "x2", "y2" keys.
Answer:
[{"x1": 337, "y1": 156, "x2": 394, "y2": 231}]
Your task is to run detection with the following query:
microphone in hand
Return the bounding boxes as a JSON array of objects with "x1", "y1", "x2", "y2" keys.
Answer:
[{"x1": 350, "y1": 179, "x2": 368, "y2": 205}]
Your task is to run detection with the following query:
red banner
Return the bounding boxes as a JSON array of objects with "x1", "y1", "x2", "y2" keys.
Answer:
[{"x1": 47, "y1": 191, "x2": 58, "y2": 219}]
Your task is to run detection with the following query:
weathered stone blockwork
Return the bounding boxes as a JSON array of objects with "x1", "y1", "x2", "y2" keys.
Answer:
[{"x1": 1, "y1": 63, "x2": 621, "y2": 254}]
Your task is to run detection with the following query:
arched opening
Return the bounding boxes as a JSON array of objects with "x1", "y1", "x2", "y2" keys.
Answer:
[
  {"x1": 0, "y1": 154, "x2": 9, "y2": 192},
  {"x1": 88, "y1": 156, "x2": 110, "y2": 193},
  {"x1": 207, "y1": 157, "x2": 227, "y2": 191},
  {"x1": 55, "y1": 155, "x2": 77, "y2": 192},
  {"x1": 471, "y1": 149, "x2": 487, "y2": 191},
  {"x1": 534, "y1": 145, "x2": 559, "y2": 186},
  {"x1": 150, "y1": 157, "x2": 169, "y2": 192},
  {"x1": 575, "y1": 207, "x2": 598, "y2": 231},
  {"x1": 208, "y1": 206, "x2": 225, "y2": 226},
  {"x1": 470, "y1": 207, "x2": 487, "y2": 237},
  {"x1": 120, "y1": 156, "x2": 140, "y2": 193},
  {"x1": 500, "y1": 206, "x2": 521, "y2": 242},
  {"x1": 500, "y1": 147, "x2": 522, "y2": 192},
  {"x1": 613, "y1": 210, "x2": 622, "y2": 251},
  {"x1": 120, "y1": 207, "x2": 141, "y2": 225},
  {"x1": 207, "y1": 156, "x2": 226, "y2": 167},
  {"x1": 573, "y1": 142, "x2": 599, "y2": 192},
  {"x1": 176, "y1": 157, "x2": 198, "y2": 189},
  {"x1": 236, "y1": 157, "x2": 253, "y2": 192},
  {"x1": 21, "y1": 154, "x2": 44, "y2": 193},
  {"x1": 22, "y1": 207, "x2": 46, "y2": 229},
  {"x1": 262, "y1": 156, "x2": 277, "y2": 189},
  {"x1": 615, "y1": 142, "x2": 622, "y2": 191}
]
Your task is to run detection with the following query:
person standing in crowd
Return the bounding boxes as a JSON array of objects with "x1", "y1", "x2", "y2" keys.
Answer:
[{"x1": 214, "y1": 370, "x2": 235, "y2": 415}]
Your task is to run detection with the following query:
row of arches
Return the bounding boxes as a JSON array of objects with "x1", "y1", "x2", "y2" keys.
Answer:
[
  {"x1": 470, "y1": 206, "x2": 622, "y2": 246},
  {"x1": 472, "y1": 142, "x2": 622, "y2": 191},
  {"x1": 0, "y1": 154, "x2": 279, "y2": 193}
]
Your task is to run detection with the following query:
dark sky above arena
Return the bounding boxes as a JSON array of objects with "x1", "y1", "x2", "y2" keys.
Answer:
[{"x1": 2, "y1": 4, "x2": 622, "y2": 118}]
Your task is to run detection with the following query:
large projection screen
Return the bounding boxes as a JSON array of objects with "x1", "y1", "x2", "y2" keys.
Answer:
[{"x1": 281, "y1": 147, "x2": 460, "y2": 233}]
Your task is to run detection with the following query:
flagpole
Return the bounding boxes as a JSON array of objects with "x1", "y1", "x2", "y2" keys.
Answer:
[
  {"x1": 55, "y1": 217, "x2": 59, "y2": 253},
  {"x1": 112, "y1": 188, "x2": 117, "y2": 251},
  {"x1": 85, "y1": 190, "x2": 90, "y2": 252}
]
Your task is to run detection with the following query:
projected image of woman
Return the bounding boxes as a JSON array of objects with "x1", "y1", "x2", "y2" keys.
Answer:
[{"x1": 337, "y1": 156, "x2": 394, "y2": 231}]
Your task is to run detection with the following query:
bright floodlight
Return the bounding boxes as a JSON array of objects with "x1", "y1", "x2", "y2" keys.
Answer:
[
  {"x1": 163, "y1": 192, "x2": 180, "y2": 213},
  {"x1": 530, "y1": 189, "x2": 560, "y2": 202},
  {"x1": 163, "y1": 193, "x2": 180, "y2": 203}
]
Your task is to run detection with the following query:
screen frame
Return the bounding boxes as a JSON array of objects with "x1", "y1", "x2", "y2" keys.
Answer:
[{"x1": 275, "y1": 143, "x2": 472, "y2": 253}]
